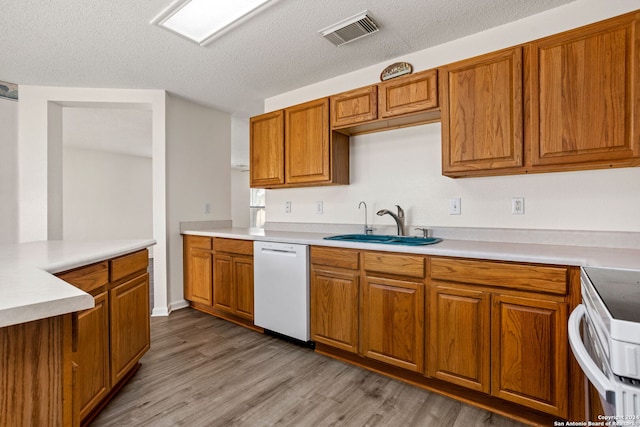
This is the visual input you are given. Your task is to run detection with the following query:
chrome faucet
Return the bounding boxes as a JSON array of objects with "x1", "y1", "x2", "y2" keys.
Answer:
[
  {"x1": 358, "y1": 201, "x2": 373, "y2": 235},
  {"x1": 376, "y1": 205, "x2": 405, "y2": 236}
]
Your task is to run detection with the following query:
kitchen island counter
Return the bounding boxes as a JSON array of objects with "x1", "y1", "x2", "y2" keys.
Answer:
[{"x1": 0, "y1": 239, "x2": 155, "y2": 328}]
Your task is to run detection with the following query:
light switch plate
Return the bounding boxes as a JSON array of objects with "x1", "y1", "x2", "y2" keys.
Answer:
[{"x1": 449, "y1": 198, "x2": 461, "y2": 215}]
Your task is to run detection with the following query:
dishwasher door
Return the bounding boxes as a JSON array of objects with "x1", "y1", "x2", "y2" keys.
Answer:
[{"x1": 253, "y1": 241, "x2": 310, "y2": 342}]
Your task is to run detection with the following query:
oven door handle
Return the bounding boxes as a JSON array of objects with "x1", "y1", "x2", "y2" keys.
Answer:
[{"x1": 568, "y1": 304, "x2": 616, "y2": 403}]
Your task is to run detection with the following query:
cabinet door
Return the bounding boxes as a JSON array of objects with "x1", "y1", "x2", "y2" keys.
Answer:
[
  {"x1": 491, "y1": 295, "x2": 568, "y2": 417},
  {"x1": 531, "y1": 15, "x2": 640, "y2": 166},
  {"x1": 186, "y1": 247, "x2": 213, "y2": 305},
  {"x1": 441, "y1": 48, "x2": 524, "y2": 175},
  {"x1": 428, "y1": 284, "x2": 490, "y2": 393},
  {"x1": 76, "y1": 291, "x2": 110, "y2": 420},
  {"x1": 378, "y1": 69, "x2": 438, "y2": 118},
  {"x1": 331, "y1": 85, "x2": 378, "y2": 128},
  {"x1": 213, "y1": 254, "x2": 234, "y2": 313},
  {"x1": 285, "y1": 98, "x2": 331, "y2": 184},
  {"x1": 233, "y1": 256, "x2": 254, "y2": 320},
  {"x1": 311, "y1": 267, "x2": 359, "y2": 353},
  {"x1": 110, "y1": 273, "x2": 150, "y2": 386},
  {"x1": 250, "y1": 110, "x2": 285, "y2": 188},
  {"x1": 361, "y1": 275, "x2": 424, "y2": 373}
]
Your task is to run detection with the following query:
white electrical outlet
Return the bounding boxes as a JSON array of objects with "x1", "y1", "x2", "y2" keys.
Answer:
[
  {"x1": 204, "y1": 202, "x2": 211, "y2": 214},
  {"x1": 449, "y1": 198, "x2": 461, "y2": 215},
  {"x1": 315, "y1": 201, "x2": 323, "y2": 214},
  {"x1": 285, "y1": 201, "x2": 291, "y2": 214},
  {"x1": 512, "y1": 197, "x2": 525, "y2": 215}
]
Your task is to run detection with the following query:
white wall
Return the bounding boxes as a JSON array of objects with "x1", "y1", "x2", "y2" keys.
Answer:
[
  {"x1": 231, "y1": 168, "x2": 250, "y2": 228},
  {"x1": 231, "y1": 116, "x2": 251, "y2": 227},
  {"x1": 17, "y1": 86, "x2": 170, "y2": 315},
  {"x1": 63, "y1": 147, "x2": 152, "y2": 240},
  {"x1": 0, "y1": 98, "x2": 18, "y2": 244},
  {"x1": 62, "y1": 107, "x2": 153, "y2": 241},
  {"x1": 264, "y1": 0, "x2": 640, "y2": 233},
  {"x1": 166, "y1": 95, "x2": 231, "y2": 307}
]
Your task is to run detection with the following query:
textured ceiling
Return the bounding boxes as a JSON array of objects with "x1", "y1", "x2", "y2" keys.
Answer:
[{"x1": 0, "y1": 0, "x2": 576, "y2": 117}]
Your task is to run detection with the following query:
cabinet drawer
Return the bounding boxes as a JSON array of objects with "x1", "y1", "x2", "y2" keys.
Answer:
[
  {"x1": 57, "y1": 261, "x2": 109, "y2": 293},
  {"x1": 311, "y1": 246, "x2": 359, "y2": 270},
  {"x1": 331, "y1": 85, "x2": 378, "y2": 128},
  {"x1": 378, "y1": 69, "x2": 438, "y2": 118},
  {"x1": 110, "y1": 250, "x2": 148, "y2": 282},
  {"x1": 363, "y1": 252, "x2": 425, "y2": 278},
  {"x1": 431, "y1": 257, "x2": 568, "y2": 295},
  {"x1": 185, "y1": 235, "x2": 212, "y2": 250},
  {"x1": 214, "y1": 238, "x2": 253, "y2": 256}
]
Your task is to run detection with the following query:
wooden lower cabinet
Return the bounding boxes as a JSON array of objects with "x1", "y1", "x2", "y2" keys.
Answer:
[
  {"x1": 213, "y1": 254, "x2": 254, "y2": 320},
  {"x1": 75, "y1": 291, "x2": 110, "y2": 420},
  {"x1": 0, "y1": 314, "x2": 74, "y2": 427},
  {"x1": 429, "y1": 285, "x2": 569, "y2": 417},
  {"x1": 109, "y1": 273, "x2": 150, "y2": 386},
  {"x1": 232, "y1": 257, "x2": 254, "y2": 319},
  {"x1": 310, "y1": 247, "x2": 579, "y2": 424},
  {"x1": 428, "y1": 284, "x2": 490, "y2": 393},
  {"x1": 212, "y1": 238, "x2": 254, "y2": 321},
  {"x1": 183, "y1": 236, "x2": 257, "y2": 330},
  {"x1": 311, "y1": 247, "x2": 427, "y2": 372},
  {"x1": 213, "y1": 254, "x2": 233, "y2": 312},
  {"x1": 491, "y1": 294, "x2": 568, "y2": 417},
  {"x1": 57, "y1": 249, "x2": 150, "y2": 426},
  {"x1": 311, "y1": 267, "x2": 360, "y2": 353},
  {"x1": 361, "y1": 275, "x2": 425, "y2": 373},
  {"x1": 429, "y1": 257, "x2": 572, "y2": 419},
  {"x1": 183, "y1": 236, "x2": 214, "y2": 305},
  {"x1": 310, "y1": 246, "x2": 360, "y2": 353}
]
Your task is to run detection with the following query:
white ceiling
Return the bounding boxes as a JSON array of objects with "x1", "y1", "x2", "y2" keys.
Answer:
[{"x1": 0, "y1": 0, "x2": 576, "y2": 118}]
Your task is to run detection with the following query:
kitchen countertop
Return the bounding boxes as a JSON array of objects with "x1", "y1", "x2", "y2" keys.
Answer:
[
  {"x1": 183, "y1": 228, "x2": 640, "y2": 271},
  {"x1": 0, "y1": 239, "x2": 156, "y2": 328}
]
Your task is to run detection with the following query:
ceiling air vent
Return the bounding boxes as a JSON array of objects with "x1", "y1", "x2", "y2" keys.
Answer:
[{"x1": 319, "y1": 11, "x2": 379, "y2": 47}]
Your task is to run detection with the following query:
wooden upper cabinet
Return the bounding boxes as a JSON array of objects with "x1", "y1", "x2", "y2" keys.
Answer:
[
  {"x1": 530, "y1": 13, "x2": 640, "y2": 167},
  {"x1": 331, "y1": 85, "x2": 378, "y2": 128},
  {"x1": 250, "y1": 98, "x2": 349, "y2": 188},
  {"x1": 250, "y1": 110, "x2": 285, "y2": 188},
  {"x1": 441, "y1": 47, "x2": 524, "y2": 176},
  {"x1": 379, "y1": 69, "x2": 438, "y2": 118},
  {"x1": 285, "y1": 98, "x2": 332, "y2": 184}
]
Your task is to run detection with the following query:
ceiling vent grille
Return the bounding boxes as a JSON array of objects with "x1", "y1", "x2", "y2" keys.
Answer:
[{"x1": 319, "y1": 11, "x2": 380, "y2": 47}]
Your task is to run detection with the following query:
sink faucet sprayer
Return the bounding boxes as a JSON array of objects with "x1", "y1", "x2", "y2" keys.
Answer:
[
  {"x1": 376, "y1": 205, "x2": 405, "y2": 236},
  {"x1": 358, "y1": 201, "x2": 373, "y2": 235}
]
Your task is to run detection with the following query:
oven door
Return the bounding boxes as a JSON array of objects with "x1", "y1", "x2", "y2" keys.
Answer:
[{"x1": 568, "y1": 304, "x2": 617, "y2": 417}]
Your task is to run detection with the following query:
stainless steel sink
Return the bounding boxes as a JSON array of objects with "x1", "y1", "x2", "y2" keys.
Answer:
[{"x1": 323, "y1": 234, "x2": 442, "y2": 246}]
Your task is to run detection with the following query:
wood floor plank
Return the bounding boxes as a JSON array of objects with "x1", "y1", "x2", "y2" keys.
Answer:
[{"x1": 91, "y1": 308, "x2": 528, "y2": 427}]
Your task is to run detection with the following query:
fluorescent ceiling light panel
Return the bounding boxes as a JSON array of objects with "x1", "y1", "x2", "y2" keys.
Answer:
[{"x1": 152, "y1": 0, "x2": 278, "y2": 46}]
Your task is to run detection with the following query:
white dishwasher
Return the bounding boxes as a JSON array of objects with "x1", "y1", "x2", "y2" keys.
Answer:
[{"x1": 253, "y1": 241, "x2": 310, "y2": 343}]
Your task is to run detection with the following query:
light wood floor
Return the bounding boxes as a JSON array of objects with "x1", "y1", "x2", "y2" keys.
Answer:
[{"x1": 91, "y1": 308, "x2": 528, "y2": 427}]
